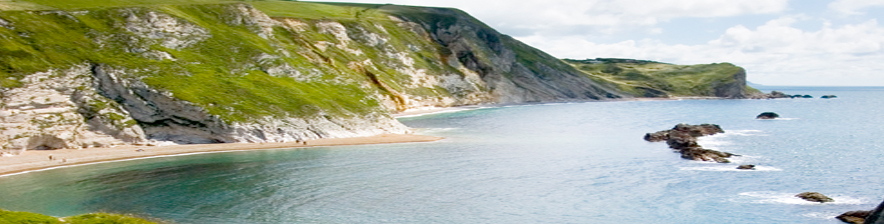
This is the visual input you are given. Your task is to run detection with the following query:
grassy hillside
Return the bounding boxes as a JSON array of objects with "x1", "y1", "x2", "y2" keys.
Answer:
[
  {"x1": 0, "y1": 1, "x2": 464, "y2": 122},
  {"x1": 0, "y1": 208, "x2": 159, "y2": 224},
  {"x1": 565, "y1": 58, "x2": 756, "y2": 97}
]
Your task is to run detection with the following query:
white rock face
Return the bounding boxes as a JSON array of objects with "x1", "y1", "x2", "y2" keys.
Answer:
[
  {"x1": 228, "y1": 4, "x2": 281, "y2": 39},
  {"x1": 123, "y1": 9, "x2": 210, "y2": 49},
  {"x1": 0, "y1": 65, "x2": 146, "y2": 154}
]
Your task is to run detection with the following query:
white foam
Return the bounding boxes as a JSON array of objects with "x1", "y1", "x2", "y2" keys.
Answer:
[
  {"x1": 725, "y1": 130, "x2": 765, "y2": 136},
  {"x1": 759, "y1": 117, "x2": 799, "y2": 121},
  {"x1": 721, "y1": 155, "x2": 762, "y2": 164},
  {"x1": 802, "y1": 212, "x2": 841, "y2": 220},
  {"x1": 737, "y1": 191, "x2": 867, "y2": 205},
  {"x1": 679, "y1": 165, "x2": 781, "y2": 172},
  {"x1": 394, "y1": 107, "x2": 483, "y2": 118},
  {"x1": 413, "y1": 128, "x2": 460, "y2": 135}
]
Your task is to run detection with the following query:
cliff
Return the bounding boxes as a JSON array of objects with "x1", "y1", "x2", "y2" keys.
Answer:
[
  {"x1": 0, "y1": 1, "x2": 625, "y2": 152},
  {"x1": 564, "y1": 58, "x2": 760, "y2": 98}
]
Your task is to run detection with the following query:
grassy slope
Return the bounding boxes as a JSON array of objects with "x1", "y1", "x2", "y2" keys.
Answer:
[
  {"x1": 0, "y1": 209, "x2": 159, "y2": 224},
  {"x1": 564, "y1": 58, "x2": 746, "y2": 97},
  {"x1": 0, "y1": 0, "x2": 460, "y2": 122}
]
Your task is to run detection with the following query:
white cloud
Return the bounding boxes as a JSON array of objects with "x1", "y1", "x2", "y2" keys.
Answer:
[
  {"x1": 518, "y1": 16, "x2": 884, "y2": 85},
  {"x1": 829, "y1": 0, "x2": 884, "y2": 15}
]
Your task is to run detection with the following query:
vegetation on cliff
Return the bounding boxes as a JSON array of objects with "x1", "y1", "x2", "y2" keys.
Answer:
[
  {"x1": 0, "y1": 0, "x2": 628, "y2": 148},
  {"x1": 565, "y1": 58, "x2": 760, "y2": 98},
  {"x1": 0, "y1": 208, "x2": 159, "y2": 224}
]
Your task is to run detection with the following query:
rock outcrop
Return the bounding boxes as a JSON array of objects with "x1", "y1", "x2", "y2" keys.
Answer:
[
  {"x1": 843, "y1": 198, "x2": 884, "y2": 224},
  {"x1": 756, "y1": 112, "x2": 780, "y2": 119},
  {"x1": 837, "y1": 210, "x2": 871, "y2": 224},
  {"x1": 644, "y1": 123, "x2": 736, "y2": 163},
  {"x1": 747, "y1": 90, "x2": 793, "y2": 99},
  {"x1": 737, "y1": 165, "x2": 756, "y2": 170},
  {"x1": 795, "y1": 192, "x2": 834, "y2": 203}
]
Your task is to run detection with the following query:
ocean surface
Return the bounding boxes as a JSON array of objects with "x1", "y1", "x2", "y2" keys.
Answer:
[{"x1": 2, "y1": 86, "x2": 884, "y2": 223}]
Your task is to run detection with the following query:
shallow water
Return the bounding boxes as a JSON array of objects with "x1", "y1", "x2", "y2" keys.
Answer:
[{"x1": 1, "y1": 87, "x2": 883, "y2": 223}]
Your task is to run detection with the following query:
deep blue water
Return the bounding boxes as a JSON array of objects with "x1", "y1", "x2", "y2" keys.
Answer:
[{"x1": 1, "y1": 87, "x2": 884, "y2": 223}]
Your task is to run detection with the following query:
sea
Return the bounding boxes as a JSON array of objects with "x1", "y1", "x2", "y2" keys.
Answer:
[{"x1": 1, "y1": 86, "x2": 883, "y2": 223}]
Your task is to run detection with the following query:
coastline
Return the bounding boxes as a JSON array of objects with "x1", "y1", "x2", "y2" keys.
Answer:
[
  {"x1": 0, "y1": 134, "x2": 443, "y2": 177},
  {"x1": 0, "y1": 97, "x2": 730, "y2": 178}
]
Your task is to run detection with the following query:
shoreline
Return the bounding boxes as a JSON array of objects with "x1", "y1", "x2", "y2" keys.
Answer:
[
  {"x1": 0, "y1": 96, "x2": 736, "y2": 177},
  {"x1": 0, "y1": 134, "x2": 443, "y2": 177}
]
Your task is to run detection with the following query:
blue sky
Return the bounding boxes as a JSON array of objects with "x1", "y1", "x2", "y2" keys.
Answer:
[{"x1": 312, "y1": 0, "x2": 884, "y2": 86}]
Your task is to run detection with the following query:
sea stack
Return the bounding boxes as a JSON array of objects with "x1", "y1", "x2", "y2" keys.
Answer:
[
  {"x1": 795, "y1": 192, "x2": 834, "y2": 203},
  {"x1": 756, "y1": 112, "x2": 779, "y2": 119},
  {"x1": 736, "y1": 165, "x2": 756, "y2": 170},
  {"x1": 644, "y1": 123, "x2": 736, "y2": 163}
]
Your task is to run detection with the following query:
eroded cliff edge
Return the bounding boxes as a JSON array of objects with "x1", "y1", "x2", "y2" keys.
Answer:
[{"x1": 0, "y1": 2, "x2": 625, "y2": 152}]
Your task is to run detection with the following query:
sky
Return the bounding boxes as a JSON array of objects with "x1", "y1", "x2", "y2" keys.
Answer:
[{"x1": 308, "y1": 0, "x2": 884, "y2": 86}]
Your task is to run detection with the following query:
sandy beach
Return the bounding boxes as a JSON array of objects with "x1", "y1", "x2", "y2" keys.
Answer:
[{"x1": 0, "y1": 134, "x2": 443, "y2": 177}]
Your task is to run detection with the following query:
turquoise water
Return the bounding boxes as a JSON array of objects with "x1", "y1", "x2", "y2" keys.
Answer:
[{"x1": 1, "y1": 87, "x2": 884, "y2": 223}]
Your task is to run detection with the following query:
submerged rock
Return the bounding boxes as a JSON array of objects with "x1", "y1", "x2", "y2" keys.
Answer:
[
  {"x1": 736, "y1": 165, "x2": 756, "y2": 170},
  {"x1": 837, "y1": 210, "x2": 871, "y2": 224},
  {"x1": 795, "y1": 192, "x2": 834, "y2": 203},
  {"x1": 644, "y1": 123, "x2": 734, "y2": 163},
  {"x1": 756, "y1": 112, "x2": 780, "y2": 119}
]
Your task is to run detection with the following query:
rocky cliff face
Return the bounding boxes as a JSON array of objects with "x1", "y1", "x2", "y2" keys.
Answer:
[{"x1": 0, "y1": 2, "x2": 624, "y2": 152}]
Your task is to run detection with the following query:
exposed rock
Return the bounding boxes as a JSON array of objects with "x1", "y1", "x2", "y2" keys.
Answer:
[
  {"x1": 756, "y1": 112, "x2": 780, "y2": 119},
  {"x1": 837, "y1": 210, "x2": 871, "y2": 224},
  {"x1": 795, "y1": 192, "x2": 834, "y2": 203},
  {"x1": 0, "y1": 65, "x2": 146, "y2": 154},
  {"x1": 822, "y1": 95, "x2": 838, "y2": 99},
  {"x1": 769, "y1": 91, "x2": 790, "y2": 98},
  {"x1": 644, "y1": 123, "x2": 735, "y2": 163},
  {"x1": 736, "y1": 165, "x2": 756, "y2": 170},
  {"x1": 795, "y1": 95, "x2": 813, "y2": 98},
  {"x1": 748, "y1": 90, "x2": 792, "y2": 99},
  {"x1": 863, "y1": 198, "x2": 884, "y2": 224}
]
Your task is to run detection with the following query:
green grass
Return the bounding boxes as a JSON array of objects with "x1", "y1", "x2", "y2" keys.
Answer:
[
  {"x1": 251, "y1": 1, "x2": 388, "y2": 20},
  {"x1": 0, "y1": 0, "x2": 481, "y2": 122},
  {"x1": 0, "y1": 209, "x2": 159, "y2": 224},
  {"x1": 0, "y1": 0, "x2": 250, "y2": 11},
  {"x1": 63, "y1": 213, "x2": 158, "y2": 224},
  {"x1": 0, "y1": 209, "x2": 62, "y2": 224},
  {"x1": 565, "y1": 58, "x2": 745, "y2": 97}
]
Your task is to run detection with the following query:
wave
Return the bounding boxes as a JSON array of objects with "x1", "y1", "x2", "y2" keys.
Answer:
[
  {"x1": 395, "y1": 107, "x2": 485, "y2": 118},
  {"x1": 802, "y1": 212, "x2": 843, "y2": 220},
  {"x1": 758, "y1": 117, "x2": 799, "y2": 121},
  {"x1": 736, "y1": 191, "x2": 867, "y2": 205},
  {"x1": 724, "y1": 130, "x2": 765, "y2": 136},
  {"x1": 679, "y1": 165, "x2": 781, "y2": 172},
  {"x1": 413, "y1": 128, "x2": 460, "y2": 135}
]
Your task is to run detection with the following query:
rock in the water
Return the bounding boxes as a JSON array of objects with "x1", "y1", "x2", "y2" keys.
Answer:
[
  {"x1": 769, "y1": 91, "x2": 790, "y2": 98},
  {"x1": 644, "y1": 123, "x2": 734, "y2": 163},
  {"x1": 863, "y1": 198, "x2": 884, "y2": 224},
  {"x1": 802, "y1": 95, "x2": 813, "y2": 98},
  {"x1": 737, "y1": 165, "x2": 756, "y2": 170},
  {"x1": 821, "y1": 95, "x2": 838, "y2": 99},
  {"x1": 836, "y1": 210, "x2": 871, "y2": 224},
  {"x1": 795, "y1": 192, "x2": 834, "y2": 203},
  {"x1": 756, "y1": 112, "x2": 780, "y2": 119}
]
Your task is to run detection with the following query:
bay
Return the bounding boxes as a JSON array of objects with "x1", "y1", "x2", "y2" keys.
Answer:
[{"x1": 1, "y1": 86, "x2": 883, "y2": 223}]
